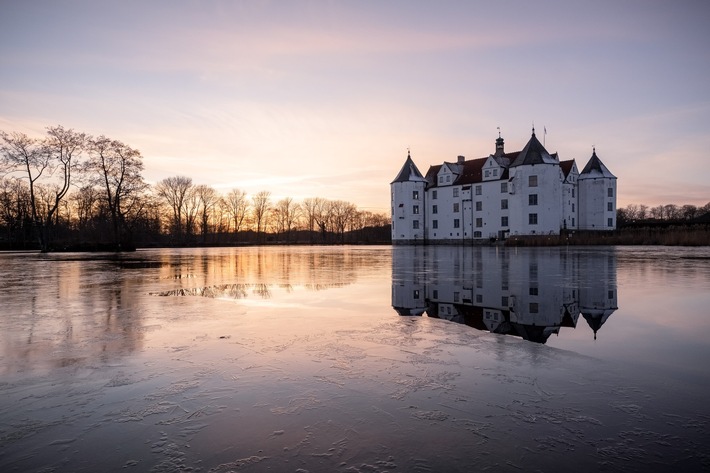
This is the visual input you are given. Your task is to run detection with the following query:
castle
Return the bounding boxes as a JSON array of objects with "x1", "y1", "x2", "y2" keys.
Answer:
[{"x1": 391, "y1": 129, "x2": 617, "y2": 244}]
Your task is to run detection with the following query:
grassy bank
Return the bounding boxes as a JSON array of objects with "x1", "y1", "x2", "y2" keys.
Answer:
[{"x1": 506, "y1": 225, "x2": 710, "y2": 247}]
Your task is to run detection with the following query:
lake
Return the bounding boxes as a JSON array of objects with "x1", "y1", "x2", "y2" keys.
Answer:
[{"x1": 1, "y1": 245, "x2": 709, "y2": 472}]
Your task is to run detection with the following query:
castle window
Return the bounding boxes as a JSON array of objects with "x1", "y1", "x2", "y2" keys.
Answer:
[
  {"x1": 607, "y1": 202, "x2": 613, "y2": 211},
  {"x1": 529, "y1": 194, "x2": 538, "y2": 206},
  {"x1": 414, "y1": 290, "x2": 420, "y2": 299},
  {"x1": 608, "y1": 218, "x2": 613, "y2": 227},
  {"x1": 608, "y1": 187, "x2": 614, "y2": 197},
  {"x1": 413, "y1": 190, "x2": 419, "y2": 200},
  {"x1": 454, "y1": 292, "x2": 460, "y2": 302},
  {"x1": 529, "y1": 287, "x2": 538, "y2": 296},
  {"x1": 453, "y1": 203, "x2": 460, "y2": 212},
  {"x1": 501, "y1": 182, "x2": 508, "y2": 193},
  {"x1": 475, "y1": 185, "x2": 482, "y2": 195},
  {"x1": 476, "y1": 218, "x2": 483, "y2": 228},
  {"x1": 432, "y1": 204, "x2": 438, "y2": 214},
  {"x1": 413, "y1": 205, "x2": 419, "y2": 214},
  {"x1": 529, "y1": 303, "x2": 539, "y2": 313},
  {"x1": 413, "y1": 220, "x2": 419, "y2": 229},
  {"x1": 474, "y1": 231, "x2": 482, "y2": 238},
  {"x1": 432, "y1": 190, "x2": 437, "y2": 199},
  {"x1": 453, "y1": 188, "x2": 459, "y2": 197},
  {"x1": 572, "y1": 203, "x2": 575, "y2": 212},
  {"x1": 572, "y1": 217, "x2": 575, "y2": 226},
  {"x1": 529, "y1": 213, "x2": 538, "y2": 225},
  {"x1": 432, "y1": 220, "x2": 438, "y2": 229},
  {"x1": 501, "y1": 216, "x2": 508, "y2": 227},
  {"x1": 476, "y1": 201, "x2": 482, "y2": 211},
  {"x1": 529, "y1": 175, "x2": 538, "y2": 187},
  {"x1": 572, "y1": 188, "x2": 575, "y2": 197},
  {"x1": 454, "y1": 219, "x2": 460, "y2": 228},
  {"x1": 502, "y1": 296, "x2": 509, "y2": 306},
  {"x1": 476, "y1": 294, "x2": 483, "y2": 303},
  {"x1": 608, "y1": 290, "x2": 614, "y2": 300},
  {"x1": 433, "y1": 290, "x2": 438, "y2": 299},
  {"x1": 501, "y1": 199, "x2": 508, "y2": 210}
]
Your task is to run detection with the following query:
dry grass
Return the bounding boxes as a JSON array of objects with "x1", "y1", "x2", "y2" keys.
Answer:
[{"x1": 505, "y1": 225, "x2": 710, "y2": 247}]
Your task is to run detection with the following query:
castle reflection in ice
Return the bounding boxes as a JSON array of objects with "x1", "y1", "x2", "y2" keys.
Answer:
[{"x1": 392, "y1": 246, "x2": 618, "y2": 344}]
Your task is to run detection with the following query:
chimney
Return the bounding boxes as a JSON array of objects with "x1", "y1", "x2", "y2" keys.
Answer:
[{"x1": 457, "y1": 155, "x2": 465, "y2": 164}]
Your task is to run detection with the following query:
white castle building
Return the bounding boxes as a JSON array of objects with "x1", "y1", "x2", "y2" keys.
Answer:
[{"x1": 391, "y1": 129, "x2": 617, "y2": 244}]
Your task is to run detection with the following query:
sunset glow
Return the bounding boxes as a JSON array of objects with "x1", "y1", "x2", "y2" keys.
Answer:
[{"x1": 2, "y1": 1, "x2": 708, "y2": 211}]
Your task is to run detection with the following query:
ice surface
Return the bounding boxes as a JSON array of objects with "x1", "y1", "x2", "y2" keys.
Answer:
[{"x1": 0, "y1": 246, "x2": 709, "y2": 472}]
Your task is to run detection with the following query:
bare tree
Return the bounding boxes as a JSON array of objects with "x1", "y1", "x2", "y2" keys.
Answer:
[
  {"x1": 274, "y1": 197, "x2": 300, "y2": 241},
  {"x1": 330, "y1": 200, "x2": 357, "y2": 243},
  {"x1": 251, "y1": 190, "x2": 271, "y2": 238},
  {"x1": 301, "y1": 197, "x2": 322, "y2": 243},
  {"x1": 637, "y1": 204, "x2": 648, "y2": 220},
  {"x1": 681, "y1": 204, "x2": 699, "y2": 221},
  {"x1": 195, "y1": 184, "x2": 219, "y2": 243},
  {"x1": 84, "y1": 136, "x2": 147, "y2": 248},
  {"x1": 70, "y1": 185, "x2": 100, "y2": 231},
  {"x1": 225, "y1": 188, "x2": 249, "y2": 236},
  {"x1": 213, "y1": 196, "x2": 230, "y2": 238},
  {"x1": 0, "y1": 177, "x2": 31, "y2": 244},
  {"x1": 0, "y1": 126, "x2": 84, "y2": 250},
  {"x1": 663, "y1": 204, "x2": 680, "y2": 221},
  {"x1": 155, "y1": 175, "x2": 194, "y2": 239},
  {"x1": 314, "y1": 198, "x2": 332, "y2": 241},
  {"x1": 650, "y1": 205, "x2": 664, "y2": 220}
]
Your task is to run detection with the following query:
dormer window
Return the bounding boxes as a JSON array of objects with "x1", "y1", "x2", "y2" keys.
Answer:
[{"x1": 446, "y1": 175, "x2": 451, "y2": 183}]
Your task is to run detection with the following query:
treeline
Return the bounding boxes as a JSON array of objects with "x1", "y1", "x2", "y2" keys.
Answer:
[
  {"x1": 0, "y1": 126, "x2": 389, "y2": 251},
  {"x1": 617, "y1": 202, "x2": 710, "y2": 226}
]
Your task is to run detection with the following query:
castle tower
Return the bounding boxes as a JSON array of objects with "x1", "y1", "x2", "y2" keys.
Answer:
[
  {"x1": 495, "y1": 131, "x2": 505, "y2": 157},
  {"x1": 507, "y1": 129, "x2": 563, "y2": 236},
  {"x1": 578, "y1": 149, "x2": 617, "y2": 230},
  {"x1": 391, "y1": 151, "x2": 427, "y2": 244}
]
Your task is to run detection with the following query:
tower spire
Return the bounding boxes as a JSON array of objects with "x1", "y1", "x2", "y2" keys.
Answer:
[{"x1": 495, "y1": 127, "x2": 505, "y2": 156}]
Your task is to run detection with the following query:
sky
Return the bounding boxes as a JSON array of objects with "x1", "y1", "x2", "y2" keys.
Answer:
[{"x1": 1, "y1": 0, "x2": 709, "y2": 212}]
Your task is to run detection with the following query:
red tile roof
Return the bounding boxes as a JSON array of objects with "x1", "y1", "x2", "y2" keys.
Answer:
[{"x1": 425, "y1": 152, "x2": 520, "y2": 188}]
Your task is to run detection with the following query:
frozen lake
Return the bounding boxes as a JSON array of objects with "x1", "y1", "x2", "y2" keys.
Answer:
[{"x1": 1, "y1": 245, "x2": 709, "y2": 472}]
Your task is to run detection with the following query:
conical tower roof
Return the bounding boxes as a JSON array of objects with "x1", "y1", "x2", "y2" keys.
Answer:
[
  {"x1": 579, "y1": 149, "x2": 616, "y2": 179},
  {"x1": 391, "y1": 152, "x2": 427, "y2": 184},
  {"x1": 510, "y1": 129, "x2": 558, "y2": 167}
]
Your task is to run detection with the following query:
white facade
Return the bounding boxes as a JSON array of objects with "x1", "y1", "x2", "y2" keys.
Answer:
[
  {"x1": 390, "y1": 154, "x2": 427, "y2": 244},
  {"x1": 391, "y1": 131, "x2": 617, "y2": 244},
  {"x1": 578, "y1": 150, "x2": 617, "y2": 230}
]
